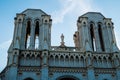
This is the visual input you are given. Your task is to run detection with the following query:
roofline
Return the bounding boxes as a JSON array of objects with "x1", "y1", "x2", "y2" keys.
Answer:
[
  {"x1": 79, "y1": 12, "x2": 105, "y2": 18},
  {"x1": 21, "y1": 8, "x2": 48, "y2": 15}
]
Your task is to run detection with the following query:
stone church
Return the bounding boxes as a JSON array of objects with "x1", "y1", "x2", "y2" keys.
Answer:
[{"x1": 0, "y1": 9, "x2": 120, "y2": 80}]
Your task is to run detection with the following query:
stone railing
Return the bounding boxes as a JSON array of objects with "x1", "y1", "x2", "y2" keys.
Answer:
[
  {"x1": 50, "y1": 46, "x2": 79, "y2": 52},
  {"x1": 20, "y1": 50, "x2": 41, "y2": 58},
  {"x1": 49, "y1": 50, "x2": 120, "y2": 68},
  {"x1": 18, "y1": 48, "x2": 120, "y2": 68},
  {"x1": 18, "y1": 66, "x2": 41, "y2": 72}
]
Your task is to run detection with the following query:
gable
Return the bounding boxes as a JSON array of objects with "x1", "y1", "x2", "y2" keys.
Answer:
[
  {"x1": 21, "y1": 9, "x2": 48, "y2": 18},
  {"x1": 80, "y1": 12, "x2": 105, "y2": 22}
]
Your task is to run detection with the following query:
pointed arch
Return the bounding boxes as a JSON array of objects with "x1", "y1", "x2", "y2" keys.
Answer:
[
  {"x1": 103, "y1": 56, "x2": 107, "y2": 67},
  {"x1": 98, "y1": 56, "x2": 102, "y2": 67},
  {"x1": 90, "y1": 22, "x2": 96, "y2": 51},
  {"x1": 98, "y1": 23, "x2": 105, "y2": 51},
  {"x1": 35, "y1": 20, "x2": 39, "y2": 49},
  {"x1": 65, "y1": 55, "x2": 69, "y2": 66},
  {"x1": 80, "y1": 56, "x2": 84, "y2": 67},
  {"x1": 25, "y1": 20, "x2": 31, "y2": 49},
  {"x1": 93, "y1": 56, "x2": 97, "y2": 67},
  {"x1": 108, "y1": 57, "x2": 112, "y2": 68},
  {"x1": 57, "y1": 75, "x2": 79, "y2": 80},
  {"x1": 24, "y1": 77, "x2": 34, "y2": 80},
  {"x1": 49, "y1": 55, "x2": 54, "y2": 65}
]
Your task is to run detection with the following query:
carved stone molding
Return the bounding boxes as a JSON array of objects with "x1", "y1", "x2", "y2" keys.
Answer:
[
  {"x1": 49, "y1": 67, "x2": 87, "y2": 73},
  {"x1": 94, "y1": 68, "x2": 116, "y2": 74},
  {"x1": 18, "y1": 66, "x2": 41, "y2": 72}
]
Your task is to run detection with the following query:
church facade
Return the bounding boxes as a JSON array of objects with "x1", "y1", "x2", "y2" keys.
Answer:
[{"x1": 0, "y1": 9, "x2": 120, "y2": 80}]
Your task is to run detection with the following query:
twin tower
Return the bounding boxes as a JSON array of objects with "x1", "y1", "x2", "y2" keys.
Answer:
[
  {"x1": 0, "y1": 9, "x2": 120, "y2": 80},
  {"x1": 11, "y1": 9, "x2": 119, "y2": 53}
]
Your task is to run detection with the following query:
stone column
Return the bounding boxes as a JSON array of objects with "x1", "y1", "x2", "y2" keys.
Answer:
[
  {"x1": 87, "y1": 67, "x2": 95, "y2": 80},
  {"x1": 13, "y1": 17, "x2": 23, "y2": 49},
  {"x1": 103, "y1": 18, "x2": 112, "y2": 52},
  {"x1": 15, "y1": 14, "x2": 25, "y2": 49},
  {"x1": 107, "y1": 25, "x2": 113, "y2": 51},
  {"x1": 7, "y1": 67, "x2": 18, "y2": 80},
  {"x1": 94, "y1": 23, "x2": 101, "y2": 52},
  {"x1": 86, "y1": 52, "x2": 95, "y2": 80},
  {"x1": 13, "y1": 17, "x2": 18, "y2": 45},
  {"x1": 41, "y1": 51, "x2": 49, "y2": 80},
  {"x1": 77, "y1": 17, "x2": 92, "y2": 52},
  {"x1": 110, "y1": 25, "x2": 119, "y2": 52},
  {"x1": 116, "y1": 66, "x2": 120, "y2": 80},
  {"x1": 21, "y1": 21, "x2": 27, "y2": 49},
  {"x1": 39, "y1": 21, "x2": 42, "y2": 50},
  {"x1": 30, "y1": 20, "x2": 35, "y2": 49},
  {"x1": 12, "y1": 50, "x2": 19, "y2": 65},
  {"x1": 7, "y1": 50, "x2": 19, "y2": 80},
  {"x1": 84, "y1": 22, "x2": 92, "y2": 52},
  {"x1": 102, "y1": 24, "x2": 110, "y2": 52},
  {"x1": 104, "y1": 18, "x2": 119, "y2": 52},
  {"x1": 40, "y1": 15, "x2": 51, "y2": 50}
]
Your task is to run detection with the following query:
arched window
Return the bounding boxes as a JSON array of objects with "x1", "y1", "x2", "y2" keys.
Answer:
[
  {"x1": 25, "y1": 21, "x2": 31, "y2": 49},
  {"x1": 35, "y1": 21, "x2": 39, "y2": 49},
  {"x1": 103, "y1": 79, "x2": 108, "y2": 80},
  {"x1": 93, "y1": 57, "x2": 97, "y2": 67},
  {"x1": 57, "y1": 75, "x2": 79, "y2": 80},
  {"x1": 103, "y1": 57, "x2": 107, "y2": 67},
  {"x1": 24, "y1": 78, "x2": 33, "y2": 80},
  {"x1": 59, "y1": 78, "x2": 76, "y2": 80},
  {"x1": 98, "y1": 24, "x2": 105, "y2": 51},
  {"x1": 90, "y1": 23, "x2": 96, "y2": 51},
  {"x1": 80, "y1": 56, "x2": 84, "y2": 67},
  {"x1": 65, "y1": 56, "x2": 69, "y2": 66}
]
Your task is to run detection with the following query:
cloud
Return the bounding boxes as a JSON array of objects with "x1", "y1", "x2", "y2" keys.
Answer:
[{"x1": 52, "y1": 0, "x2": 99, "y2": 24}]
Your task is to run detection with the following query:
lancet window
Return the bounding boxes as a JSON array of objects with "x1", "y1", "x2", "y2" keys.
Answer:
[
  {"x1": 25, "y1": 20, "x2": 31, "y2": 49},
  {"x1": 98, "y1": 23, "x2": 105, "y2": 51},
  {"x1": 90, "y1": 23, "x2": 96, "y2": 51},
  {"x1": 35, "y1": 21, "x2": 39, "y2": 49}
]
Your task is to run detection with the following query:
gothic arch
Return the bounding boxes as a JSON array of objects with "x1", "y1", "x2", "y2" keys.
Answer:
[
  {"x1": 98, "y1": 22, "x2": 105, "y2": 51},
  {"x1": 24, "y1": 77, "x2": 34, "y2": 80},
  {"x1": 89, "y1": 22, "x2": 96, "y2": 51},
  {"x1": 35, "y1": 20, "x2": 39, "y2": 49},
  {"x1": 93, "y1": 56, "x2": 97, "y2": 67},
  {"x1": 56, "y1": 75, "x2": 79, "y2": 80},
  {"x1": 25, "y1": 20, "x2": 31, "y2": 49},
  {"x1": 103, "y1": 56, "x2": 107, "y2": 67},
  {"x1": 80, "y1": 56, "x2": 84, "y2": 67},
  {"x1": 26, "y1": 54, "x2": 30, "y2": 58},
  {"x1": 65, "y1": 55, "x2": 69, "y2": 61},
  {"x1": 49, "y1": 55, "x2": 54, "y2": 64},
  {"x1": 37, "y1": 53, "x2": 40, "y2": 57},
  {"x1": 103, "y1": 78, "x2": 109, "y2": 80},
  {"x1": 107, "y1": 57, "x2": 112, "y2": 67},
  {"x1": 98, "y1": 56, "x2": 102, "y2": 67},
  {"x1": 60, "y1": 55, "x2": 64, "y2": 65}
]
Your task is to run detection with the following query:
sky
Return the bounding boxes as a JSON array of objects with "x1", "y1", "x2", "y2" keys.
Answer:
[{"x1": 0, "y1": 0, "x2": 120, "y2": 72}]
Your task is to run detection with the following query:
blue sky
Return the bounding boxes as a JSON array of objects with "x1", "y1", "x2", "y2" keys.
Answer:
[{"x1": 0, "y1": 0, "x2": 120, "y2": 72}]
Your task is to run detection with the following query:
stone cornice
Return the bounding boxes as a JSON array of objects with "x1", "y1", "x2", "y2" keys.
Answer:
[{"x1": 49, "y1": 67, "x2": 87, "y2": 73}]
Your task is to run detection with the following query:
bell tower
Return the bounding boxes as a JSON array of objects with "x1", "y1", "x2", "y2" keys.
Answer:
[
  {"x1": 74, "y1": 12, "x2": 119, "y2": 53},
  {"x1": 10, "y1": 9, "x2": 52, "y2": 51},
  {"x1": 3, "y1": 9, "x2": 52, "y2": 80}
]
